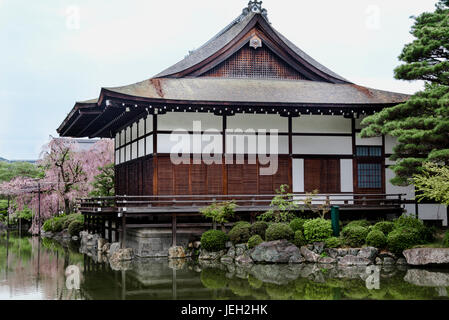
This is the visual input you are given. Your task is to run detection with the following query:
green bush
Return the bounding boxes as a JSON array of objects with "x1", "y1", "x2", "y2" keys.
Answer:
[
  {"x1": 200, "y1": 230, "x2": 228, "y2": 252},
  {"x1": 233, "y1": 221, "x2": 251, "y2": 228},
  {"x1": 443, "y1": 231, "x2": 449, "y2": 248},
  {"x1": 62, "y1": 214, "x2": 83, "y2": 229},
  {"x1": 250, "y1": 221, "x2": 269, "y2": 238},
  {"x1": 68, "y1": 220, "x2": 84, "y2": 237},
  {"x1": 341, "y1": 225, "x2": 369, "y2": 247},
  {"x1": 393, "y1": 215, "x2": 433, "y2": 243},
  {"x1": 325, "y1": 237, "x2": 342, "y2": 248},
  {"x1": 248, "y1": 235, "x2": 264, "y2": 249},
  {"x1": 303, "y1": 218, "x2": 333, "y2": 243},
  {"x1": 228, "y1": 224, "x2": 252, "y2": 244},
  {"x1": 366, "y1": 229, "x2": 387, "y2": 248},
  {"x1": 345, "y1": 220, "x2": 371, "y2": 228},
  {"x1": 293, "y1": 230, "x2": 306, "y2": 247},
  {"x1": 265, "y1": 223, "x2": 294, "y2": 242},
  {"x1": 373, "y1": 221, "x2": 395, "y2": 235},
  {"x1": 289, "y1": 218, "x2": 308, "y2": 232},
  {"x1": 387, "y1": 227, "x2": 421, "y2": 254}
]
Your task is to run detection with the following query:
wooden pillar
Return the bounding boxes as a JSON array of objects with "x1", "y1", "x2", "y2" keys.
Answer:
[
  {"x1": 38, "y1": 183, "x2": 41, "y2": 236},
  {"x1": 222, "y1": 115, "x2": 228, "y2": 195},
  {"x1": 172, "y1": 214, "x2": 177, "y2": 247},
  {"x1": 121, "y1": 213, "x2": 127, "y2": 249},
  {"x1": 288, "y1": 116, "x2": 293, "y2": 190},
  {"x1": 101, "y1": 216, "x2": 106, "y2": 239},
  {"x1": 108, "y1": 217, "x2": 113, "y2": 242}
]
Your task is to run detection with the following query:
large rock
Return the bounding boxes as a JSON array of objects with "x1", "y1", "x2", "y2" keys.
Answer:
[
  {"x1": 199, "y1": 249, "x2": 226, "y2": 261},
  {"x1": 318, "y1": 256, "x2": 337, "y2": 264},
  {"x1": 404, "y1": 269, "x2": 449, "y2": 287},
  {"x1": 235, "y1": 244, "x2": 248, "y2": 257},
  {"x1": 110, "y1": 248, "x2": 134, "y2": 263},
  {"x1": 338, "y1": 255, "x2": 372, "y2": 266},
  {"x1": 168, "y1": 246, "x2": 186, "y2": 259},
  {"x1": 357, "y1": 247, "x2": 378, "y2": 261},
  {"x1": 235, "y1": 254, "x2": 253, "y2": 265},
  {"x1": 300, "y1": 246, "x2": 320, "y2": 263},
  {"x1": 108, "y1": 242, "x2": 121, "y2": 257},
  {"x1": 251, "y1": 240, "x2": 302, "y2": 263},
  {"x1": 313, "y1": 242, "x2": 325, "y2": 254},
  {"x1": 403, "y1": 248, "x2": 449, "y2": 266}
]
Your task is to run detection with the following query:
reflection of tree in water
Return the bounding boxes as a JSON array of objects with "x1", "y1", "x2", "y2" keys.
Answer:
[{"x1": 0, "y1": 233, "x2": 84, "y2": 300}]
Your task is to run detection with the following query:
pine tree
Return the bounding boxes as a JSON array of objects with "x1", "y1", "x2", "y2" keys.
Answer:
[{"x1": 361, "y1": 0, "x2": 449, "y2": 185}]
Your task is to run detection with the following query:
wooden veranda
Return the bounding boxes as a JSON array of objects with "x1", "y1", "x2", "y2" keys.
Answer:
[{"x1": 78, "y1": 193, "x2": 405, "y2": 248}]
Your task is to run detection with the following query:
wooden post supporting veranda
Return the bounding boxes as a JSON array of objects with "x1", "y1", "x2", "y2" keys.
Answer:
[
  {"x1": 172, "y1": 214, "x2": 177, "y2": 247},
  {"x1": 121, "y1": 211, "x2": 127, "y2": 249},
  {"x1": 38, "y1": 183, "x2": 41, "y2": 236}
]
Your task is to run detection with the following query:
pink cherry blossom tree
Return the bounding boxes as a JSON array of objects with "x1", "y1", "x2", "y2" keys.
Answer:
[{"x1": 0, "y1": 137, "x2": 114, "y2": 234}]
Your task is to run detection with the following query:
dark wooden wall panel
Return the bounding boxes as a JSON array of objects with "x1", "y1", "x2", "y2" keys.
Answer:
[
  {"x1": 304, "y1": 158, "x2": 340, "y2": 193},
  {"x1": 116, "y1": 155, "x2": 290, "y2": 196}
]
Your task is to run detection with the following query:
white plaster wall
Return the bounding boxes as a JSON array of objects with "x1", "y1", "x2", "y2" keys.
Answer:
[
  {"x1": 292, "y1": 159, "x2": 304, "y2": 193},
  {"x1": 356, "y1": 133, "x2": 382, "y2": 146},
  {"x1": 355, "y1": 116, "x2": 367, "y2": 130},
  {"x1": 158, "y1": 112, "x2": 221, "y2": 131},
  {"x1": 292, "y1": 136, "x2": 352, "y2": 154},
  {"x1": 227, "y1": 114, "x2": 288, "y2": 131},
  {"x1": 157, "y1": 133, "x2": 223, "y2": 154},
  {"x1": 340, "y1": 159, "x2": 353, "y2": 192},
  {"x1": 385, "y1": 168, "x2": 415, "y2": 199},
  {"x1": 115, "y1": 150, "x2": 120, "y2": 165},
  {"x1": 138, "y1": 138, "x2": 145, "y2": 158},
  {"x1": 418, "y1": 204, "x2": 448, "y2": 226},
  {"x1": 146, "y1": 135, "x2": 153, "y2": 155},
  {"x1": 385, "y1": 134, "x2": 398, "y2": 154},
  {"x1": 292, "y1": 115, "x2": 351, "y2": 133},
  {"x1": 146, "y1": 115, "x2": 153, "y2": 133},
  {"x1": 225, "y1": 134, "x2": 288, "y2": 154}
]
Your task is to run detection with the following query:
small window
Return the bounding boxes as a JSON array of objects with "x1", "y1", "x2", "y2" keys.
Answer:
[
  {"x1": 356, "y1": 146, "x2": 382, "y2": 157},
  {"x1": 357, "y1": 163, "x2": 382, "y2": 189}
]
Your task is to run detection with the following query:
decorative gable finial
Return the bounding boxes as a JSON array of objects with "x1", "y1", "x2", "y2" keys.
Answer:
[{"x1": 242, "y1": 1, "x2": 268, "y2": 20}]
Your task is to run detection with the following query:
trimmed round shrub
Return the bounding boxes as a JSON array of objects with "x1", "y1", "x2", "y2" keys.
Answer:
[
  {"x1": 394, "y1": 215, "x2": 433, "y2": 243},
  {"x1": 201, "y1": 230, "x2": 228, "y2": 252},
  {"x1": 345, "y1": 220, "x2": 371, "y2": 229},
  {"x1": 293, "y1": 230, "x2": 306, "y2": 247},
  {"x1": 366, "y1": 229, "x2": 387, "y2": 248},
  {"x1": 303, "y1": 218, "x2": 333, "y2": 243},
  {"x1": 228, "y1": 224, "x2": 251, "y2": 244},
  {"x1": 289, "y1": 218, "x2": 308, "y2": 232},
  {"x1": 265, "y1": 223, "x2": 294, "y2": 242},
  {"x1": 341, "y1": 225, "x2": 369, "y2": 247},
  {"x1": 250, "y1": 221, "x2": 269, "y2": 238},
  {"x1": 248, "y1": 235, "x2": 264, "y2": 249},
  {"x1": 68, "y1": 220, "x2": 84, "y2": 237},
  {"x1": 233, "y1": 221, "x2": 251, "y2": 228},
  {"x1": 62, "y1": 214, "x2": 83, "y2": 229},
  {"x1": 325, "y1": 237, "x2": 342, "y2": 248},
  {"x1": 200, "y1": 268, "x2": 228, "y2": 289},
  {"x1": 387, "y1": 227, "x2": 421, "y2": 254},
  {"x1": 373, "y1": 221, "x2": 395, "y2": 235}
]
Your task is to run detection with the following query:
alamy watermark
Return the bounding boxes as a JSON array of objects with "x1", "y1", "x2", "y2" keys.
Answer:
[
  {"x1": 365, "y1": 265, "x2": 381, "y2": 290},
  {"x1": 169, "y1": 121, "x2": 279, "y2": 176},
  {"x1": 65, "y1": 265, "x2": 80, "y2": 290}
]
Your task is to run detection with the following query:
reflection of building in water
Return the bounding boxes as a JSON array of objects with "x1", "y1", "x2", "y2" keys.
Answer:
[{"x1": 81, "y1": 256, "x2": 218, "y2": 300}]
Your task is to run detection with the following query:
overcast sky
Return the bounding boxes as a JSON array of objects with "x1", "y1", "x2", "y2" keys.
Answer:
[{"x1": 0, "y1": 0, "x2": 438, "y2": 160}]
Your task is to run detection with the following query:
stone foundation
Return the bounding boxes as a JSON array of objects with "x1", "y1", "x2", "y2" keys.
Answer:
[{"x1": 126, "y1": 228, "x2": 194, "y2": 258}]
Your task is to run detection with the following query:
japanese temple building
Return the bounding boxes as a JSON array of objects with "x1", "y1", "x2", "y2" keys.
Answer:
[{"x1": 57, "y1": 0, "x2": 448, "y2": 248}]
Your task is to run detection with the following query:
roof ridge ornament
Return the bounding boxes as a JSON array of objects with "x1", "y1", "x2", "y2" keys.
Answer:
[{"x1": 242, "y1": 1, "x2": 268, "y2": 20}]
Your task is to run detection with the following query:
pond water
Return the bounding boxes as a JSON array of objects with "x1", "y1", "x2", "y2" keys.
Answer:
[{"x1": 1, "y1": 232, "x2": 449, "y2": 300}]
